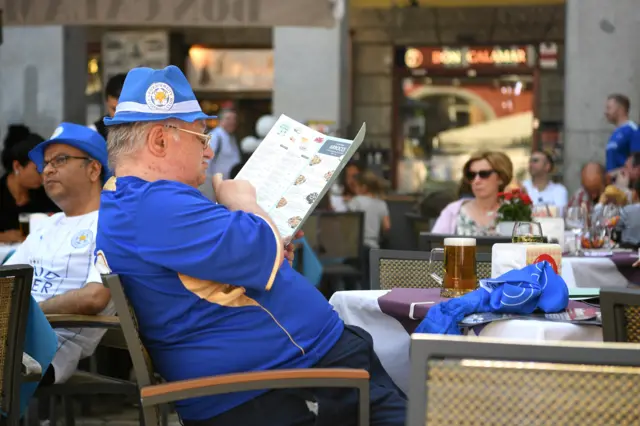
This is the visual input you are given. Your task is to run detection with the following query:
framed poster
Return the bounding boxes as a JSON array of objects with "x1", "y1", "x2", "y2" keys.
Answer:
[{"x1": 102, "y1": 31, "x2": 169, "y2": 84}]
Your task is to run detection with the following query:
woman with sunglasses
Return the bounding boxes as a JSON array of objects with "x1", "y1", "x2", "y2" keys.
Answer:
[{"x1": 432, "y1": 151, "x2": 513, "y2": 235}]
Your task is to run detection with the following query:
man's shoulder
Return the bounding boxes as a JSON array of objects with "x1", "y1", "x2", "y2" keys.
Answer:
[
  {"x1": 37, "y1": 212, "x2": 65, "y2": 231},
  {"x1": 549, "y1": 181, "x2": 568, "y2": 192},
  {"x1": 105, "y1": 177, "x2": 200, "y2": 200},
  {"x1": 617, "y1": 122, "x2": 638, "y2": 136},
  {"x1": 101, "y1": 178, "x2": 212, "y2": 230}
]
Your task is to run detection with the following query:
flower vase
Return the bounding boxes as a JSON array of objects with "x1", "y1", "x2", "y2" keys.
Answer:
[{"x1": 497, "y1": 221, "x2": 516, "y2": 237}]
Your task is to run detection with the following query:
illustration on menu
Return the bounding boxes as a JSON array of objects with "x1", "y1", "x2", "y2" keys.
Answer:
[{"x1": 234, "y1": 114, "x2": 367, "y2": 241}]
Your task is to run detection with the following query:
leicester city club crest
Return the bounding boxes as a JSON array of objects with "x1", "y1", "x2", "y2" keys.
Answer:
[
  {"x1": 145, "y1": 82, "x2": 175, "y2": 111},
  {"x1": 50, "y1": 126, "x2": 64, "y2": 139},
  {"x1": 71, "y1": 229, "x2": 94, "y2": 249}
]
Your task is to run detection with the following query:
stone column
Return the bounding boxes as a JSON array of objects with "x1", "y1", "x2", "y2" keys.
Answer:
[
  {"x1": 272, "y1": 9, "x2": 350, "y2": 134},
  {"x1": 0, "y1": 26, "x2": 87, "y2": 162},
  {"x1": 563, "y1": 0, "x2": 640, "y2": 192}
]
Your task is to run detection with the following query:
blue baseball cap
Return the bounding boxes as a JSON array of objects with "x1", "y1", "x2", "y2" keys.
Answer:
[
  {"x1": 104, "y1": 65, "x2": 216, "y2": 126},
  {"x1": 29, "y1": 123, "x2": 112, "y2": 183}
]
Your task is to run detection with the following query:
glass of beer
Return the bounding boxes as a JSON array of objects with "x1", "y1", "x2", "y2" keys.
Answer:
[
  {"x1": 429, "y1": 237, "x2": 477, "y2": 298},
  {"x1": 19, "y1": 213, "x2": 31, "y2": 237}
]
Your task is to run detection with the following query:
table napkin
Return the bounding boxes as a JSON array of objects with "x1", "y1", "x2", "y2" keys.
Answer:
[
  {"x1": 415, "y1": 261, "x2": 569, "y2": 335},
  {"x1": 610, "y1": 252, "x2": 640, "y2": 285},
  {"x1": 292, "y1": 237, "x2": 323, "y2": 287}
]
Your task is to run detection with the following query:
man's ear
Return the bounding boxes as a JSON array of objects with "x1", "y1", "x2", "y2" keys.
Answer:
[
  {"x1": 88, "y1": 161, "x2": 102, "y2": 183},
  {"x1": 147, "y1": 125, "x2": 167, "y2": 158}
]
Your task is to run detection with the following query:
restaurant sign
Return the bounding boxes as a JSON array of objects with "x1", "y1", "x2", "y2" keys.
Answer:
[
  {"x1": 400, "y1": 46, "x2": 536, "y2": 70},
  {"x1": 0, "y1": 0, "x2": 335, "y2": 27}
]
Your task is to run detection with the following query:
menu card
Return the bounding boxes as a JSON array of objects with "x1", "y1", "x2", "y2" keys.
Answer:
[
  {"x1": 460, "y1": 307, "x2": 601, "y2": 327},
  {"x1": 235, "y1": 114, "x2": 366, "y2": 241}
]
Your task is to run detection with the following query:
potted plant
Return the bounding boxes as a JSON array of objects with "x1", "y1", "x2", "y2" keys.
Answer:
[{"x1": 496, "y1": 188, "x2": 533, "y2": 236}]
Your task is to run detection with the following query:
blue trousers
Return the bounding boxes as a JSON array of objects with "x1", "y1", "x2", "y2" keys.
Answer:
[{"x1": 184, "y1": 326, "x2": 406, "y2": 426}]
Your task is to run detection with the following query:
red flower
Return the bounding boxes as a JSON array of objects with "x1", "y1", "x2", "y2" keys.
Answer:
[
  {"x1": 511, "y1": 188, "x2": 521, "y2": 195},
  {"x1": 497, "y1": 192, "x2": 505, "y2": 198},
  {"x1": 504, "y1": 193, "x2": 513, "y2": 201},
  {"x1": 521, "y1": 194, "x2": 532, "y2": 205}
]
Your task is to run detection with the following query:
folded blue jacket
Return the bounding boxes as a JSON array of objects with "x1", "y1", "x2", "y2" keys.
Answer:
[{"x1": 415, "y1": 261, "x2": 569, "y2": 335}]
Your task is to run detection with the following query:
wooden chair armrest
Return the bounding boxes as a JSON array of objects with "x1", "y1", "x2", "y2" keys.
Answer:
[
  {"x1": 46, "y1": 314, "x2": 120, "y2": 329},
  {"x1": 140, "y1": 368, "x2": 370, "y2": 406}
]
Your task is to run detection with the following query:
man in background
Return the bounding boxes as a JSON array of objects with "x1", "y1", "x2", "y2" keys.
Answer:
[
  {"x1": 89, "y1": 73, "x2": 127, "y2": 140},
  {"x1": 208, "y1": 109, "x2": 240, "y2": 179},
  {"x1": 199, "y1": 109, "x2": 241, "y2": 199},
  {"x1": 615, "y1": 152, "x2": 640, "y2": 194},
  {"x1": 522, "y1": 150, "x2": 568, "y2": 214},
  {"x1": 567, "y1": 162, "x2": 607, "y2": 215},
  {"x1": 5, "y1": 122, "x2": 113, "y2": 385},
  {"x1": 604, "y1": 94, "x2": 640, "y2": 176}
]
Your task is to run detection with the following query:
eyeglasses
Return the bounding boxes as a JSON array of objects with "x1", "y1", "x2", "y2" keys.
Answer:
[
  {"x1": 465, "y1": 170, "x2": 495, "y2": 181},
  {"x1": 42, "y1": 154, "x2": 90, "y2": 170},
  {"x1": 165, "y1": 125, "x2": 211, "y2": 149}
]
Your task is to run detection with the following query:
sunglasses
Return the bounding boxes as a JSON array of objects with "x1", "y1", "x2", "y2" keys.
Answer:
[{"x1": 465, "y1": 170, "x2": 495, "y2": 181}]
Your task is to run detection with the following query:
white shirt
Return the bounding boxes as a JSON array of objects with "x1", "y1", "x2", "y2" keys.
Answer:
[
  {"x1": 522, "y1": 179, "x2": 569, "y2": 215},
  {"x1": 6, "y1": 210, "x2": 114, "y2": 383}
]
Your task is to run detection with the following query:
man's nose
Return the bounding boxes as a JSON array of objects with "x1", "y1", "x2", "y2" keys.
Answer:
[
  {"x1": 42, "y1": 163, "x2": 55, "y2": 175},
  {"x1": 203, "y1": 144, "x2": 214, "y2": 160}
]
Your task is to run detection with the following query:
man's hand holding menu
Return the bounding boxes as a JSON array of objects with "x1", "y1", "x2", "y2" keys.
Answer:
[
  {"x1": 213, "y1": 173, "x2": 290, "y2": 265},
  {"x1": 234, "y1": 115, "x2": 366, "y2": 240}
]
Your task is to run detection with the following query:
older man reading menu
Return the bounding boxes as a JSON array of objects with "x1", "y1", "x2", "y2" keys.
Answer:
[{"x1": 95, "y1": 66, "x2": 405, "y2": 426}]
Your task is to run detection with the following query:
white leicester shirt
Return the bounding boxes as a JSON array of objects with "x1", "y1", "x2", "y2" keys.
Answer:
[{"x1": 6, "y1": 210, "x2": 114, "y2": 383}]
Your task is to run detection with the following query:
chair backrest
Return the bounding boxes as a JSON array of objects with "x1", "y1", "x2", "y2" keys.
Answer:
[
  {"x1": 406, "y1": 214, "x2": 434, "y2": 250},
  {"x1": 101, "y1": 274, "x2": 162, "y2": 426},
  {"x1": 316, "y1": 212, "x2": 364, "y2": 260},
  {"x1": 0, "y1": 265, "x2": 34, "y2": 423},
  {"x1": 369, "y1": 249, "x2": 491, "y2": 290},
  {"x1": 384, "y1": 198, "x2": 417, "y2": 250},
  {"x1": 301, "y1": 214, "x2": 319, "y2": 250},
  {"x1": 408, "y1": 334, "x2": 640, "y2": 426},
  {"x1": 419, "y1": 233, "x2": 510, "y2": 254},
  {"x1": 601, "y1": 288, "x2": 640, "y2": 343}
]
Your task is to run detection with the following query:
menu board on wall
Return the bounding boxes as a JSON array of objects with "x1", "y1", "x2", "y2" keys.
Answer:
[
  {"x1": 187, "y1": 47, "x2": 274, "y2": 92},
  {"x1": 102, "y1": 31, "x2": 169, "y2": 83}
]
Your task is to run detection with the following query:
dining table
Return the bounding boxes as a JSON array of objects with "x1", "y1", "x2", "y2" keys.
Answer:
[{"x1": 329, "y1": 289, "x2": 603, "y2": 394}]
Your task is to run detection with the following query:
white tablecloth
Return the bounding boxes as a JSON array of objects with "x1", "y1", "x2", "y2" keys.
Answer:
[
  {"x1": 561, "y1": 257, "x2": 632, "y2": 288},
  {"x1": 329, "y1": 290, "x2": 603, "y2": 394}
]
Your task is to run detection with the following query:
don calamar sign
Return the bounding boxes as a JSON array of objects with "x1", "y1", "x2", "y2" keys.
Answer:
[{"x1": 0, "y1": 0, "x2": 335, "y2": 27}]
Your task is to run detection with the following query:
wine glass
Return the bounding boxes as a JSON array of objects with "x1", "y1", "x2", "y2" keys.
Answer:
[
  {"x1": 602, "y1": 204, "x2": 621, "y2": 248},
  {"x1": 512, "y1": 221, "x2": 544, "y2": 243},
  {"x1": 565, "y1": 205, "x2": 587, "y2": 255}
]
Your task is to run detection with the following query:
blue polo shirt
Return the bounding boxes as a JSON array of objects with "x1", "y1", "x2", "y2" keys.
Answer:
[
  {"x1": 606, "y1": 121, "x2": 640, "y2": 172},
  {"x1": 95, "y1": 176, "x2": 343, "y2": 421}
]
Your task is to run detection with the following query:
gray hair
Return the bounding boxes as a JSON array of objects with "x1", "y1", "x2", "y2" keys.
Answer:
[{"x1": 105, "y1": 122, "x2": 155, "y2": 170}]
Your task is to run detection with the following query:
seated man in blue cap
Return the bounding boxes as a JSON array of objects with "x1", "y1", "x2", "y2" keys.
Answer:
[
  {"x1": 5, "y1": 123, "x2": 114, "y2": 385},
  {"x1": 95, "y1": 65, "x2": 406, "y2": 426}
]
